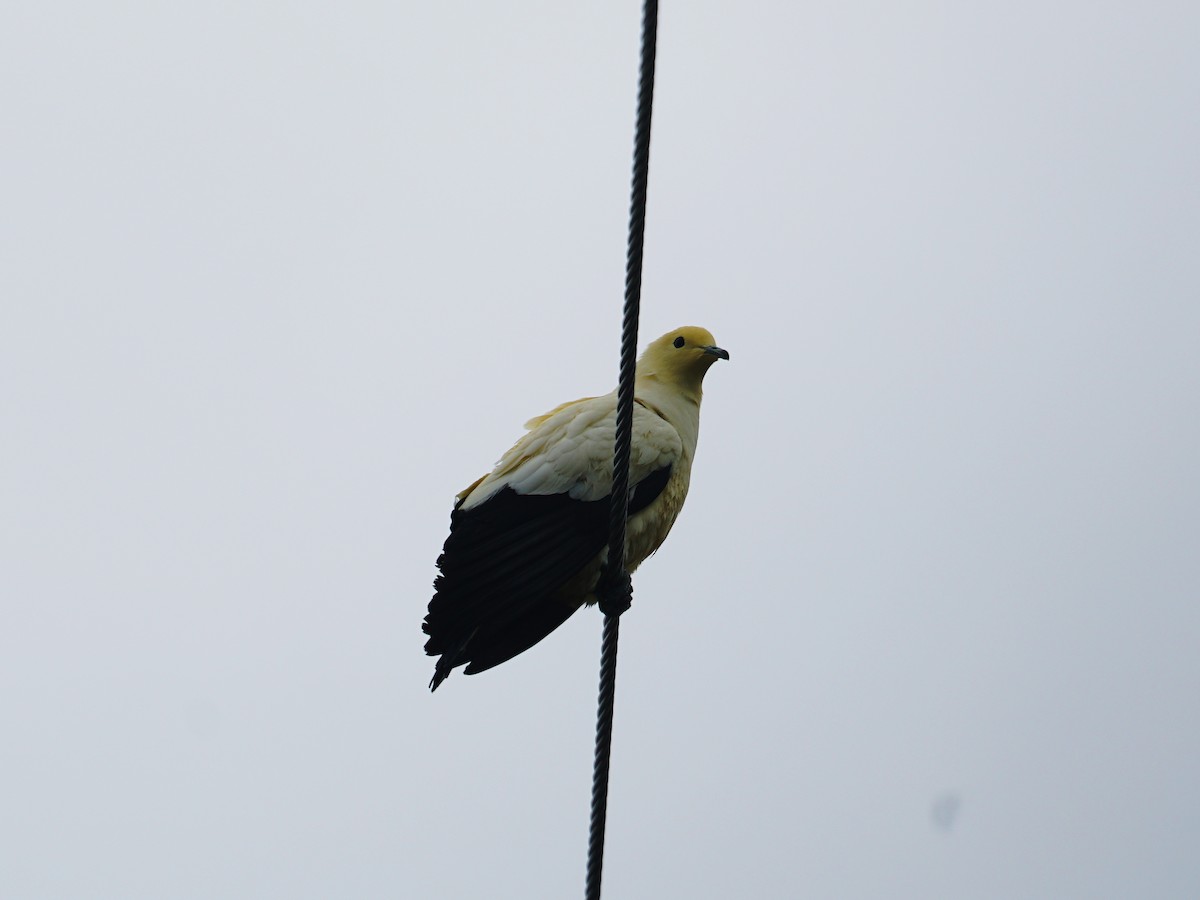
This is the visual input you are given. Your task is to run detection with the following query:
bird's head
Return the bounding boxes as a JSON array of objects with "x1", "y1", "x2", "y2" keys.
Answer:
[{"x1": 636, "y1": 326, "x2": 729, "y2": 395}]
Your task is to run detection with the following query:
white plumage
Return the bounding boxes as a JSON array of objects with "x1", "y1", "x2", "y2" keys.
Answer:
[
  {"x1": 423, "y1": 326, "x2": 727, "y2": 690},
  {"x1": 460, "y1": 395, "x2": 681, "y2": 506}
]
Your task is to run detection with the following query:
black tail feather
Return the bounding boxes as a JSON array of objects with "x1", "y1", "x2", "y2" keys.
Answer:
[{"x1": 423, "y1": 465, "x2": 672, "y2": 691}]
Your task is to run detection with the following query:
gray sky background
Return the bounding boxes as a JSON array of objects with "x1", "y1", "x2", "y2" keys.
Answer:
[{"x1": 3, "y1": 2, "x2": 1198, "y2": 898}]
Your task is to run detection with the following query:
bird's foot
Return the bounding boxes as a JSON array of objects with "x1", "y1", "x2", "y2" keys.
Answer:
[{"x1": 598, "y1": 568, "x2": 633, "y2": 617}]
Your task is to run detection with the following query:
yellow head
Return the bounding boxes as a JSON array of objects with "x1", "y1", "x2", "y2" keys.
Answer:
[{"x1": 635, "y1": 326, "x2": 729, "y2": 395}]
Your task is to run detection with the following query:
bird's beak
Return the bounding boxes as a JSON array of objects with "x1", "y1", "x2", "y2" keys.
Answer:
[{"x1": 703, "y1": 345, "x2": 730, "y2": 360}]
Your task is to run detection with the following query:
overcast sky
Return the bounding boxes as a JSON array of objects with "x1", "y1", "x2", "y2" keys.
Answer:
[{"x1": 3, "y1": 2, "x2": 1199, "y2": 898}]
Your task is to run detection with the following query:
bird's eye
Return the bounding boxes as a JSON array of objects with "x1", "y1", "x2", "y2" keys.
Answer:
[{"x1": 673, "y1": 336, "x2": 685, "y2": 348}]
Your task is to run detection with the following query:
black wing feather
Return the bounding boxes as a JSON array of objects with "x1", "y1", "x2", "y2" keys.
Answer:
[{"x1": 423, "y1": 464, "x2": 672, "y2": 690}]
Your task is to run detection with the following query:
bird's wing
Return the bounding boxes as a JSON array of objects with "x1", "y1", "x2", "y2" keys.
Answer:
[
  {"x1": 423, "y1": 394, "x2": 682, "y2": 688},
  {"x1": 459, "y1": 393, "x2": 681, "y2": 508}
]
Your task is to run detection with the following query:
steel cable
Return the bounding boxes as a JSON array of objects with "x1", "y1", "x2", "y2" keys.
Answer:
[{"x1": 586, "y1": 2, "x2": 658, "y2": 898}]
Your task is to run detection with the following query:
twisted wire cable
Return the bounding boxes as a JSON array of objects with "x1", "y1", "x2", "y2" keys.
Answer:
[{"x1": 586, "y1": 2, "x2": 658, "y2": 898}]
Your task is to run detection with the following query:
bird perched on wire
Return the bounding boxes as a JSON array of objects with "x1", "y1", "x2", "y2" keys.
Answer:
[{"x1": 422, "y1": 326, "x2": 728, "y2": 691}]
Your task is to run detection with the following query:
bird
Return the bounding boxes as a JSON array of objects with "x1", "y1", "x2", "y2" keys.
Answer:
[{"x1": 422, "y1": 326, "x2": 728, "y2": 691}]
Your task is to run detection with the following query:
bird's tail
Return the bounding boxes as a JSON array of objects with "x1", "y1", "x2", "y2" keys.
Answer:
[{"x1": 428, "y1": 628, "x2": 476, "y2": 691}]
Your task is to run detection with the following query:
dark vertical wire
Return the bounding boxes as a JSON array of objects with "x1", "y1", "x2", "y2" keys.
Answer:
[{"x1": 585, "y1": 2, "x2": 658, "y2": 899}]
